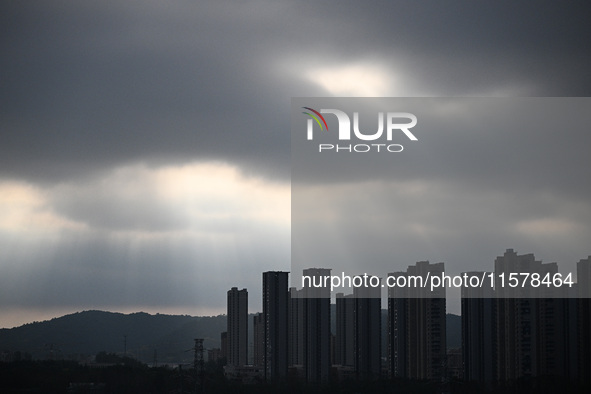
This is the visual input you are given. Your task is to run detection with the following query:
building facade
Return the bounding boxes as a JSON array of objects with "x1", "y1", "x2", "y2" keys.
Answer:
[
  {"x1": 253, "y1": 312, "x2": 264, "y2": 367},
  {"x1": 302, "y1": 268, "x2": 332, "y2": 384},
  {"x1": 388, "y1": 261, "x2": 446, "y2": 381},
  {"x1": 227, "y1": 287, "x2": 248, "y2": 367},
  {"x1": 353, "y1": 281, "x2": 381, "y2": 380},
  {"x1": 461, "y1": 272, "x2": 495, "y2": 386},
  {"x1": 263, "y1": 271, "x2": 289, "y2": 382},
  {"x1": 335, "y1": 293, "x2": 355, "y2": 367}
]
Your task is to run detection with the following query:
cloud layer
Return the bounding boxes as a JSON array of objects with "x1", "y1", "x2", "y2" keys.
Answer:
[{"x1": 1, "y1": 1, "x2": 590, "y2": 326}]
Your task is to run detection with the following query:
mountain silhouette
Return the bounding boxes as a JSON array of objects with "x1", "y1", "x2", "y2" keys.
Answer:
[
  {"x1": 0, "y1": 310, "x2": 461, "y2": 365},
  {"x1": 0, "y1": 310, "x2": 225, "y2": 364}
]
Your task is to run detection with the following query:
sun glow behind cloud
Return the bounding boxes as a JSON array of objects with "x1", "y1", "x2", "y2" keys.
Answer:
[
  {"x1": 304, "y1": 62, "x2": 395, "y2": 96},
  {"x1": 1, "y1": 163, "x2": 290, "y2": 253},
  {"x1": 153, "y1": 163, "x2": 290, "y2": 230},
  {"x1": 0, "y1": 162, "x2": 290, "y2": 238},
  {"x1": 0, "y1": 182, "x2": 86, "y2": 236}
]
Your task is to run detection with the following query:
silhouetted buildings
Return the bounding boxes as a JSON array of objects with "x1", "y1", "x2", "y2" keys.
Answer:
[
  {"x1": 494, "y1": 250, "x2": 541, "y2": 380},
  {"x1": 288, "y1": 287, "x2": 305, "y2": 368},
  {"x1": 227, "y1": 287, "x2": 248, "y2": 367},
  {"x1": 388, "y1": 261, "x2": 446, "y2": 382},
  {"x1": 353, "y1": 278, "x2": 381, "y2": 380},
  {"x1": 335, "y1": 293, "x2": 355, "y2": 367},
  {"x1": 253, "y1": 312, "x2": 264, "y2": 367},
  {"x1": 220, "y1": 331, "x2": 227, "y2": 362},
  {"x1": 446, "y1": 348, "x2": 463, "y2": 380},
  {"x1": 302, "y1": 268, "x2": 332, "y2": 384},
  {"x1": 461, "y1": 272, "x2": 495, "y2": 387},
  {"x1": 494, "y1": 249, "x2": 580, "y2": 380},
  {"x1": 578, "y1": 257, "x2": 591, "y2": 380},
  {"x1": 220, "y1": 250, "x2": 591, "y2": 388},
  {"x1": 461, "y1": 249, "x2": 591, "y2": 387},
  {"x1": 262, "y1": 271, "x2": 289, "y2": 382},
  {"x1": 208, "y1": 348, "x2": 222, "y2": 363}
]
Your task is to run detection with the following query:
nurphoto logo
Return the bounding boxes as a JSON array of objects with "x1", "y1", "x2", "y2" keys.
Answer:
[{"x1": 302, "y1": 107, "x2": 418, "y2": 153}]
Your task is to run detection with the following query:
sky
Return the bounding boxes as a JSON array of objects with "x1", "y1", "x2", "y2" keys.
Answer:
[{"x1": 1, "y1": 0, "x2": 591, "y2": 328}]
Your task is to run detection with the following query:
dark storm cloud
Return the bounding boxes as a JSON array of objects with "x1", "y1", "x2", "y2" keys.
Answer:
[
  {"x1": 2, "y1": 1, "x2": 591, "y2": 184},
  {"x1": 292, "y1": 98, "x2": 591, "y2": 198},
  {"x1": 1, "y1": 0, "x2": 296, "y2": 182}
]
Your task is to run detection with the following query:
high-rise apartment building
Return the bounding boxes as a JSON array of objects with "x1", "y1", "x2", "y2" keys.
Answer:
[
  {"x1": 289, "y1": 287, "x2": 305, "y2": 367},
  {"x1": 463, "y1": 249, "x2": 582, "y2": 385},
  {"x1": 388, "y1": 261, "x2": 446, "y2": 381},
  {"x1": 577, "y1": 257, "x2": 591, "y2": 381},
  {"x1": 302, "y1": 268, "x2": 332, "y2": 384},
  {"x1": 493, "y1": 249, "x2": 576, "y2": 380},
  {"x1": 253, "y1": 312, "x2": 264, "y2": 367},
  {"x1": 494, "y1": 249, "x2": 539, "y2": 381},
  {"x1": 353, "y1": 281, "x2": 381, "y2": 380},
  {"x1": 461, "y1": 272, "x2": 495, "y2": 386},
  {"x1": 263, "y1": 271, "x2": 289, "y2": 382},
  {"x1": 220, "y1": 331, "x2": 228, "y2": 362},
  {"x1": 335, "y1": 293, "x2": 355, "y2": 367},
  {"x1": 227, "y1": 287, "x2": 248, "y2": 367}
]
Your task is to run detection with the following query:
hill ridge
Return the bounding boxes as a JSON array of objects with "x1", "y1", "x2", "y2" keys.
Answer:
[{"x1": 0, "y1": 310, "x2": 461, "y2": 364}]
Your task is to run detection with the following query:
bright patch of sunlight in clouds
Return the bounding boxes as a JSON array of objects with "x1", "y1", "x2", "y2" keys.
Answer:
[
  {"x1": 305, "y1": 63, "x2": 394, "y2": 96},
  {"x1": 154, "y1": 162, "x2": 290, "y2": 228},
  {"x1": 0, "y1": 182, "x2": 85, "y2": 235},
  {"x1": 514, "y1": 217, "x2": 583, "y2": 239},
  {"x1": 0, "y1": 162, "x2": 290, "y2": 239}
]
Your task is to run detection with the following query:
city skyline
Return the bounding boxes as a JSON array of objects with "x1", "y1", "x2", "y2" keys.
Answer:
[
  {"x1": 219, "y1": 257, "x2": 590, "y2": 385},
  {"x1": 2, "y1": 1, "x2": 591, "y2": 329},
  {"x1": 1, "y1": 256, "x2": 589, "y2": 380},
  {"x1": 1, "y1": 247, "x2": 590, "y2": 329}
]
